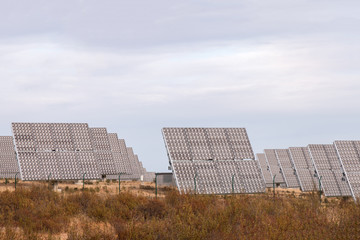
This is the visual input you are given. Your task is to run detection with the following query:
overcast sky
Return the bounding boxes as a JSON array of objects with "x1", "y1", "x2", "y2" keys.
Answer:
[{"x1": 0, "y1": 1, "x2": 359, "y2": 172}]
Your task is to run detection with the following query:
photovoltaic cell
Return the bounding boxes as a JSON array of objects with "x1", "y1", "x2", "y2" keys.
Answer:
[
  {"x1": 0, "y1": 136, "x2": 19, "y2": 178},
  {"x1": 89, "y1": 128, "x2": 117, "y2": 175},
  {"x1": 288, "y1": 147, "x2": 318, "y2": 192},
  {"x1": 264, "y1": 149, "x2": 285, "y2": 184},
  {"x1": 275, "y1": 149, "x2": 300, "y2": 188},
  {"x1": 163, "y1": 128, "x2": 265, "y2": 194},
  {"x1": 256, "y1": 153, "x2": 273, "y2": 187},
  {"x1": 308, "y1": 144, "x2": 351, "y2": 197},
  {"x1": 334, "y1": 140, "x2": 360, "y2": 200},
  {"x1": 163, "y1": 128, "x2": 255, "y2": 161},
  {"x1": 12, "y1": 123, "x2": 101, "y2": 181}
]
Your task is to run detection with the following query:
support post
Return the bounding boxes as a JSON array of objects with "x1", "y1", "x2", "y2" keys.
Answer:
[
  {"x1": 48, "y1": 173, "x2": 51, "y2": 182},
  {"x1": 155, "y1": 173, "x2": 158, "y2": 199},
  {"x1": 194, "y1": 173, "x2": 198, "y2": 194},
  {"x1": 273, "y1": 174, "x2": 276, "y2": 198},
  {"x1": 118, "y1": 173, "x2": 122, "y2": 193},
  {"x1": 232, "y1": 174, "x2": 235, "y2": 194},
  {"x1": 83, "y1": 173, "x2": 86, "y2": 191},
  {"x1": 15, "y1": 172, "x2": 19, "y2": 190},
  {"x1": 319, "y1": 176, "x2": 322, "y2": 203}
]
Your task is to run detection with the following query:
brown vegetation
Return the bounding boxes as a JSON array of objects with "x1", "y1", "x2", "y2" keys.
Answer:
[{"x1": 0, "y1": 184, "x2": 359, "y2": 239}]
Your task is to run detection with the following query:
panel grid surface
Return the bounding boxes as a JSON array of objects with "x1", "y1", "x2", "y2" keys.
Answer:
[
  {"x1": 308, "y1": 144, "x2": 351, "y2": 197},
  {"x1": 0, "y1": 136, "x2": 19, "y2": 178},
  {"x1": 264, "y1": 149, "x2": 285, "y2": 184},
  {"x1": 12, "y1": 123, "x2": 101, "y2": 181},
  {"x1": 163, "y1": 127, "x2": 265, "y2": 194},
  {"x1": 89, "y1": 128, "x2": 117, "y2": 175},
  {"x1": 289, "y1": 147, "x2": 319, "y2": 192},
  {"x1": 256, "y1": 153, "x2": 272, "y2": 187},
  {"x1": 334, "y1": 140, "x2": 360, "y2": 200},
  {"x1": 275, "y1": 149, "x2": 300, "y2": 188}
]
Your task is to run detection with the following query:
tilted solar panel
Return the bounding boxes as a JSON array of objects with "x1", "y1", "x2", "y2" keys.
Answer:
[
  {"x1": 275, "y1": 149, "x2": 300, "y2": 188},
  {"x1": 12, "y1": 123, "x2": 101, "y2": 181},
  {"x1": 163, "y1": 127, "x2": 265, "y2": 194},
  {"x1": 308, "y1": 144, "x2": 351, "y2": 197},
  {"x1": 334, "y1": 140, "x2": 360, "y2": 201},
  {"x1": 264, "y1": 149, "x2": 285, "y2": 184},
  {"x1": 89, "y1": 128, "x2": 117, "y2": 175},
  {"x1": 256, "y1": 153, "x2": 273, "y2": 187},
  {"x1": 0, "y1": 136, "x2": 19, "y2": 178},
  {"x1": 288, "y1": 147, "x2": 319, "y2": 192}
]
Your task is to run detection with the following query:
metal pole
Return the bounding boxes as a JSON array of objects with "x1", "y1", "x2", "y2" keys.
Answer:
[
  {"x1": 118, "y1": 173, "x2": 122, "y2": 193},
  {"x1": 83, "y1": 173, "x2": 86, "y2": 190},
  {"x1": 273, "y1": 174, "x2": 276, "y2": 198},
  {"x1": 15, "y1": 172, "x2": 19, "y2": 190},
  {"x1": 194, "y1": 173, "x2": 198, "y2": 194},
  {"x1": 319, "y1": 176, "x2": 322, "y2": 203},
  {"x1": 232, "y1": 174, "x2": 235, "y2": 194},
  {"x1": 155, "y1": 173, "x2": 158, "y2": 199},
  {"x1": 48, "y1": 173, "x2": 51, "y2": 182}
]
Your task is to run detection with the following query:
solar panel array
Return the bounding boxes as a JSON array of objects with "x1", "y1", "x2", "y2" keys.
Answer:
[
  {"x1": 308, "y1": 144, "x2": 351, "y2": 197},
  {"x1": 0, "y1": 136, "x2": 19, "y2": 178},
  {"x1": 334, "y1": 141, "x2": 360, "y2": 200},
  {"x1": 256, "y1": 153, "x2": 273, "y2": 187},
  {"x1": 163, "y1": 127, "x2": 265, "y2": 194},
  {"x1": 288, "y1": 147, "x2": 318, "y2": 192},
  {"x1": 11, "y1": 122, "x2": 152, "y2": 181}
]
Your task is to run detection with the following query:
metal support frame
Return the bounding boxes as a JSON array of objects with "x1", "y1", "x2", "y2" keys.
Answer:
[
  {"x1": 194, "y1": 172, "x2": 198, "y2": 194},
  {"x1": 118, "y1": 173, "x2": 122, "y2": 193},
  {"x1": 319, "y1": 176, "x2": 322, "y2": 203},
  {"x1": 83, "y1": 173, "x2": 86, "y2": 190},
  {"x1": 273, "y1": 174, "x2": 276, "y2": 198},
  {"x1": 232, "y1": 174, "x2": 235, "y2": 194},
  {"x1": 155, "y1": 173, "x2": 158, "y2": 199},
  {"x1": 15, "y1": 172, "x2": 19, "y2": 190}
]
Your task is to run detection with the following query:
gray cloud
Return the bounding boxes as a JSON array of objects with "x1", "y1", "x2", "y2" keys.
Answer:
[{"x1": 0, "y1": 0, "x2": 359, "y2": 171}]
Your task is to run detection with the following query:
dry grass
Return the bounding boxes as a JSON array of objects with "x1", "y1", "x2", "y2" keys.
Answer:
[{"x1": 0, "y1": 182, "x2": 359, "y2": 239}]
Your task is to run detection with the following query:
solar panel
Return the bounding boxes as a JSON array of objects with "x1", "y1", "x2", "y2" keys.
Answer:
[
  {"x1": 256, "y1": 153, "x2": 273, "y2": 187},
  {"x1": 237, "y1": 160, "x2": 266, "y2": 193},
  {"x1": 89, "y1": 128, "x2": 117, "y2": 175},
  {"x1": 172, "y1": 161, "x2": 196, "y2": 193},
  {"x1": 123, "y1": 147, "x2": 141, "y2": 180},
  {"x1": 217, "y1": 160, "x2": 244, "y2": 193},
  {"x1": 288, "y1": 147, "x2": 319, "y2": 192},
  {"x1": 195, "y1": 161, "x2": 223, "y2": 194},
  {"x1": 163, "y1": 128, "x2": 255, "y2": 161},
  {"x1": 334, "y1": 140, "x2": 360, "y2": 200},
  {"x1": 0, "y1": 136, "x2": 19, "y2": 178},
  {"x1": 308, "y1": 144, "x2": 351, "y2": 197},
  {"x1": 263, "y1": 149, "x2": 285, "y2": 185},
  {"x1": 12, "y1": 123, "x2": 101, "y2": 181},
  {"x1": 163, "y1": 127, "x2": 265, "y2": 194},
  {"x1": 118, "y1": 139, "x2": 132, "y2": 174},
  {"x1": 107, "y1": 133, "x2": 126, "y2": 174},
  {"x1": 275, "y1": 149, "x2": 300, "y2": 188}
]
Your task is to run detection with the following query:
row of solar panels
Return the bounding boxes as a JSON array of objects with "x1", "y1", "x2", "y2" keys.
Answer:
[
  {"x1": 163, "y1": 128, "x2": 266, "y2": 194},
  {"x1": 0, "y1": 123, "x2": 155, "y2": 182},
  {"x1": 257, "y1": 141, "x2": 360, "y2": 201}
]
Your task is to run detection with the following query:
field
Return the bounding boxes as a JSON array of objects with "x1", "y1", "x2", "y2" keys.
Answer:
[{"x1": 0, "y1": 180, "x2": 359, "y2": 239}]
